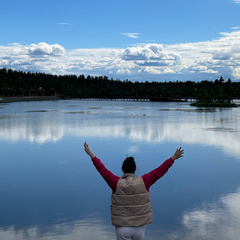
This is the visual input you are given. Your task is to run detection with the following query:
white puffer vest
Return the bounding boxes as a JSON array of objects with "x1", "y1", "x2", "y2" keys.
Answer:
[{"x1": 111, "y1": 173, "x2": 153, "y2": 227}]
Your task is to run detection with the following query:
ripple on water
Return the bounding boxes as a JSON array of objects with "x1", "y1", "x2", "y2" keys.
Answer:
[
  {"x1": 158, "y1": 108, "x2": 217, "y2": 113},
  {"x1": 25, "y1": 110, "x2": 49, "y2": 113},
  {"x1": 66, "y1": 111, "x2": 91, "y2": 114}
]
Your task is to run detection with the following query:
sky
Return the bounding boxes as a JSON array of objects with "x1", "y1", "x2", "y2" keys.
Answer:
[{"x1": 1, "y1": 0, "x2": 240, "y2": 82}]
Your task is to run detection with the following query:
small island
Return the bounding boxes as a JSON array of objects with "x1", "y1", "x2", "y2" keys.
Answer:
[{"x1": 190, "y1": 77, "x2": 238, "y2": 108}]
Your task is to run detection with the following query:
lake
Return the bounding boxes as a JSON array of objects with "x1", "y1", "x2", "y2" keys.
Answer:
[{"x1": 0, "y1": 99, "x2": 240, "y2": 240}]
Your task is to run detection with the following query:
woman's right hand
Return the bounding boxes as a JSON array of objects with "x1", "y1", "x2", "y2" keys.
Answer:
[{"x1": 171, "y1": 147, "x2": 184, "y2": 161}]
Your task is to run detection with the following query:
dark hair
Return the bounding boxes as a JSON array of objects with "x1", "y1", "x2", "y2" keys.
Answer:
[{"x1": 122, "y1": 156, "x2": 136, "y2": 173}]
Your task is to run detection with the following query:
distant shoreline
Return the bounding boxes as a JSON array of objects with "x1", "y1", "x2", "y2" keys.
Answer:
[
  {"x1": 1, "y1": 96, "x2": 240, "y2": 107},
  {"x1": 190, "y1": 102, "x2": 238, "y2": 108},
  {"x1": 0, "y1": 96, "x2": 61, "y2": 103},
  {"x1": 0, "y1": 95, "x2": 189, "y2": 103}
]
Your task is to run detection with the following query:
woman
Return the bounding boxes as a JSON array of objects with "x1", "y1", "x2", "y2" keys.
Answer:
[{"x1": 84, "y1": 142, "x2": 184, "y2": 240}]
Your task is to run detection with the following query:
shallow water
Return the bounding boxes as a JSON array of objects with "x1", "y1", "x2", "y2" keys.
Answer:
[{"x1": 0, "y1": 99, "x2": 240, "y2": 240}]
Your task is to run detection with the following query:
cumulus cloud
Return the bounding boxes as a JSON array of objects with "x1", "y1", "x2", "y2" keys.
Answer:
[
  {"x1": 122, "y1": 44, "x2": 182, "y2": 71},
  {"x1": 166, "y1": 30, "x2": 240, "y2": 79},
  {"x1": 123, "y1": 44, "x2": 180, "y2": 61},
  {"x1": 0, "y1": 42, "x2": 69, "y2": 74},
  {"x1": 28, "y1": 42, "x2": 65, "y2": 56},
  {"x1": 1, "y1": 30, "x2": 240, "y2": 81},
  {"x1": 139, "y1": 67, "x2": 162, "y2": 74},
  {"x1": 116, "y1": 68, "x2": 131, "y2": 74}
]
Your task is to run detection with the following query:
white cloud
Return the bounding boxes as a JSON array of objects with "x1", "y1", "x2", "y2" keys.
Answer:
[
  {"x1": 123, "y1": 44, "x2": 179, "y2": 61},
  {"x1": 28, "y1": 42, "x2": 65, "y2": 56},
  {"x1": 232, "y1": 26, "x2": 240, "y2": 30},
  {"x1": 233, "y1": 0, "x2": 240, "y2": 4},
  {"x1": 138, "y1": 66, "x2": 162, "y2": 74},
  {"x1": 121, "y1": 33, "x2": 140, "y2": 39},
  {"x1": 1, "y1": 30, "x2": 240, "y2": 81},
  {"x1": 56, "y1": 22, "x2": 72, "y2": 25},
  {"x1": 122, "y1": 44, "x2": 182, "y2": 72},
  {"x1": 116, "y1": 68, "x2": 131, "y2": 74},
  {"x1": 162, "y1": 68, "x2": 176, "y2": 74},
  {"x1": 231, "y1": 66, "x2": 240, "y2": 78}
]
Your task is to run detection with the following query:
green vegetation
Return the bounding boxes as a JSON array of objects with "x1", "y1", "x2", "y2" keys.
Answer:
[
  {"x1": 190, "y1": 77, "x2": 238, "y2": 107},
  {"x1": 0, "y1": 68, "x2": 240, "y2": 107}
]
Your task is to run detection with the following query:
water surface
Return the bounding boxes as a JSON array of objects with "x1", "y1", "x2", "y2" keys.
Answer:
[{"x1": 0, "y1": 99, "x2": 240, "y2": 240}]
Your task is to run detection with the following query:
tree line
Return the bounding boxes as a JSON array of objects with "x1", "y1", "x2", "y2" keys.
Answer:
[{"x1": 0, "y1": 68, "x2": 240, "y2": 101}]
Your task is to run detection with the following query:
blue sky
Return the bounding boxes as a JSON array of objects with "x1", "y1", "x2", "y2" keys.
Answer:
[{"x1": 1, "y1": 0, "x2": 240, "y2": 82}]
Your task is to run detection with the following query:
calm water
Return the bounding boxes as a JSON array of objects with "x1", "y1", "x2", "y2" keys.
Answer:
[{"x1": 0, "y1": 99, "x2": 240, "y2": 240}]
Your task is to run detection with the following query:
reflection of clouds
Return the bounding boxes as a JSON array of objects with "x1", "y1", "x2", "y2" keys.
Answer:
[
  {"x1": 127, "y1": 145, "x2": 140, "y2": 155},
  {"x1": 222, "y1": 191, "x2": 240, "y2": 220},
  {"x1": 66, "y1": 119, "x2": 240, "y2": 159},
  {"x1": 180, "y1": 189, "x2": 240, "y2": 240},
  {"x1": 0, "y1": 115, "x2": 64, "y2": 144},
  {"x1": 0, "y1": 217, "x2": 114, "y2": 240},
  {"x1": 0, "y1": 122, "x2": 64, "y2": 144},
  {"x1": 0, "y1": 104, "x2": 239, "y2": 158}
]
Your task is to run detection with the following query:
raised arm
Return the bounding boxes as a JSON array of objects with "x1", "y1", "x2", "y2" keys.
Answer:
[
  {"x1": 84, "y1": 142, "x2": 96, "y2": 159},
  {"x1": 142, "y1": 147, "x2": 184, "y2": 191},
  {"x1": 84, "y1": 142, "x2": 119, "y2": 192}
]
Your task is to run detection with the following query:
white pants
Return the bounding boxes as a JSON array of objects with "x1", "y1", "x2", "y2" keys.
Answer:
[{"x1": 115, "y1": 225, "x2": 146, "y2": 240}]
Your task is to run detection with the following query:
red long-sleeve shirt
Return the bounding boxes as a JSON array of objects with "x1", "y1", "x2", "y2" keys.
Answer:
[{"x1": 92, "y1": 156, "x2": 174, "y2": 193}]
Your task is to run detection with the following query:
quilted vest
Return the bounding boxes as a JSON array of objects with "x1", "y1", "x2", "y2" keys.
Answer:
[{"x1": 111, "y1": 173, "x2": 153, "y2": 227}]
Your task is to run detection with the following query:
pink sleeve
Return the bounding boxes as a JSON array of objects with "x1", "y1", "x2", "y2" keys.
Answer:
[
  {"x1": 92, "y1": 156, "x2": 119, "y2": 193},
  {"x1": 142, "y1": 158, "x2": 174, "y2": 191}
]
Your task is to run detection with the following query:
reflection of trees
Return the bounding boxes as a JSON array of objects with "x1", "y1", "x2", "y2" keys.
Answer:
[{"x1": 1, "y1": 68, "x2": 240, "y2": 100}]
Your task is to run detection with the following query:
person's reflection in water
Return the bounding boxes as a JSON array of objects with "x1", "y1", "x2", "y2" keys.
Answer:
[{"x1": 84, "y1": 142, "x2": 184, "y2": 240}]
